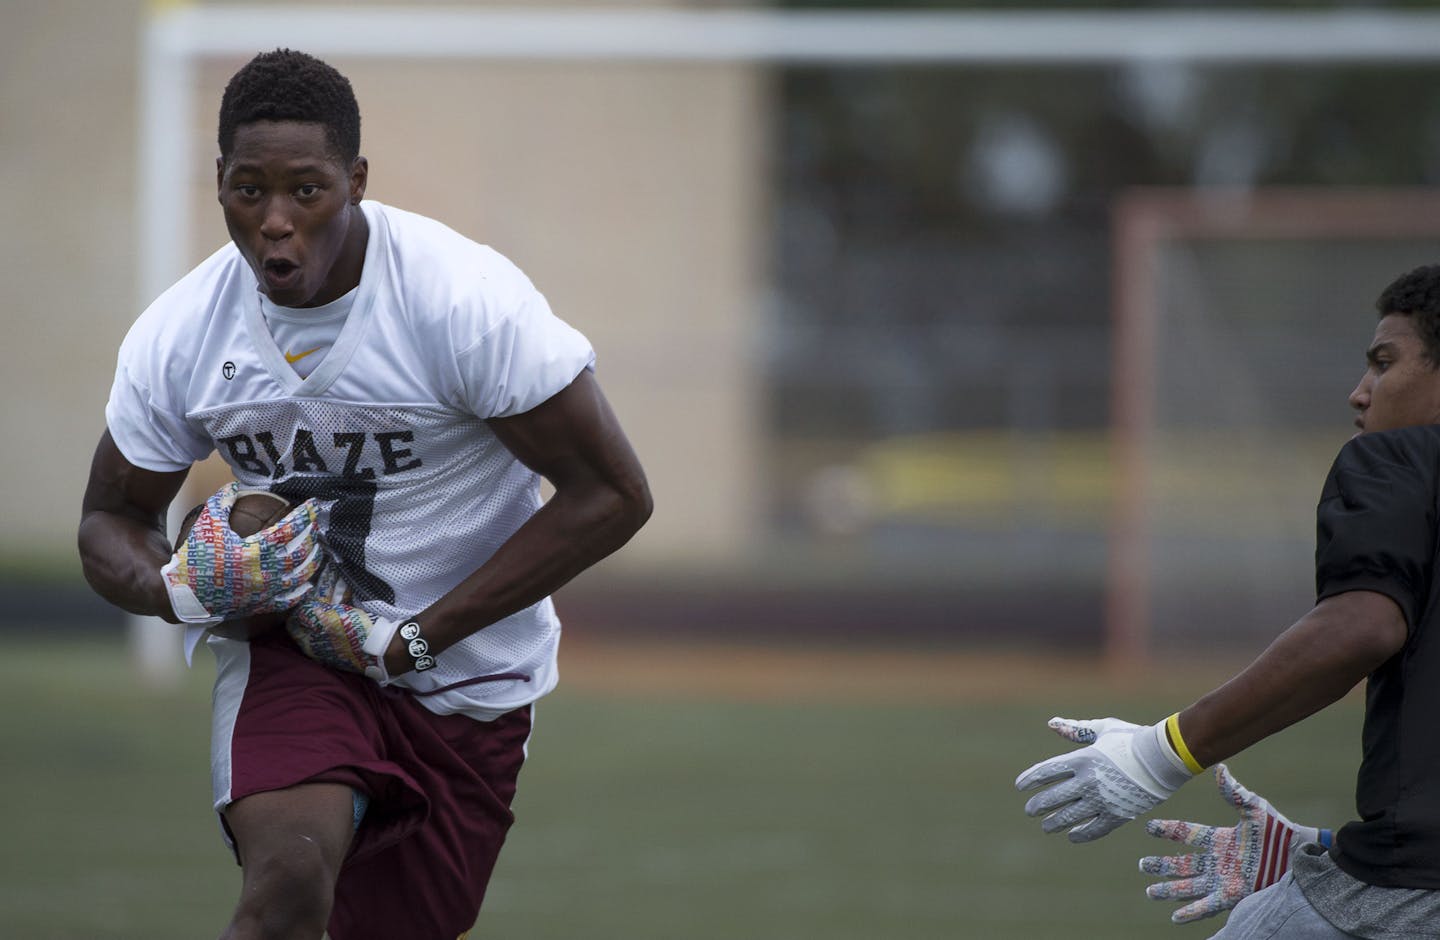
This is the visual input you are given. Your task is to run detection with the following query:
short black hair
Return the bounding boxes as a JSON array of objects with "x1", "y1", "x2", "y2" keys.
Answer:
[
  {"x1": 1376, "y1": 264, "x2": 1440, "y2": 364},
  {"x1": 217, "y1": 49, "x2": 360, "y2": 166}
]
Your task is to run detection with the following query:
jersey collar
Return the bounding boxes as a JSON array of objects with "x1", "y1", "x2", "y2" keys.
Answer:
[{"x1": 243, "y1": 201, "x2": 385, "y2": 397}]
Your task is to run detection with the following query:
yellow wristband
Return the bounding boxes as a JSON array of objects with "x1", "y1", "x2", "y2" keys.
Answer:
[{"x1": 1165, "y1": 712, "x2": 1206, "y2": 774}]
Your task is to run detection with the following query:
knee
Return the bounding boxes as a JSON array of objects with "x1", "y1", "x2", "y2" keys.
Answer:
[{"x1": 227, "y1": 837, "x2": 340, "y2": 939}]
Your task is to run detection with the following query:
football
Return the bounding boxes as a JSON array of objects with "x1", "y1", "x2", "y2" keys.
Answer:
[
  {"x1": 174, "y1": 489, "x2": 298, "y2": 639},
  {"x1": 227, "y1": 489, "x2": 295, "y2": 537}
]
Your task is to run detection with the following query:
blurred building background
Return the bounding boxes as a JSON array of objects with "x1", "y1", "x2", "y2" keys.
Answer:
[{"x1": 7, "y1": 0, "x2": 1440, "y2": 661}]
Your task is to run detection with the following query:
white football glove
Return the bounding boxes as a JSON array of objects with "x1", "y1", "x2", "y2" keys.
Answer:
[{"x1": 1015, "y1": 716, "x2": 1199, "y2": 843}]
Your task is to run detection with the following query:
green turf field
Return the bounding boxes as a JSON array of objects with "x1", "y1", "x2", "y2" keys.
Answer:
[{"x1": 0, "y1": 636, "x2": 1362, "y2": 939}]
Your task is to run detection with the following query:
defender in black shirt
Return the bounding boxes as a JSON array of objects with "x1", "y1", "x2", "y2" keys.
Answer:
[
  {"x1": 1317, "y1": 425, "x2": 1440, "y2": 889},
  {"x1": 1015, "y1": 264, "x2": 1440, "y2": 937}
]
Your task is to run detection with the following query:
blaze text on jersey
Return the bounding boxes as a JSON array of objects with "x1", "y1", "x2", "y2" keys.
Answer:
[
  {"x1": 218, "y1": 429, "x2": 424, "y2": 479},
  {"x1": 216, "y1": 429, "x2": 425, "y2": 606}
]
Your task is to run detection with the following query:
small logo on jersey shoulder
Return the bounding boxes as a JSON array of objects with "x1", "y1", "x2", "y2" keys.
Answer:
[{"x1": 222, "y1": 361, "x2": 236, "y2": 380}]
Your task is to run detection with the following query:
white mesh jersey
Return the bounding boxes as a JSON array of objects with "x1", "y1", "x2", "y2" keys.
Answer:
[{"x1": 106, "y1": 200, "x2": 595, "y2": 720}]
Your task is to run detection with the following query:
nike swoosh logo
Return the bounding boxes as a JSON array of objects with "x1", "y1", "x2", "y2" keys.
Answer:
[{"x1": 284, "y1": 346, "x2": 322, "y2": 365}]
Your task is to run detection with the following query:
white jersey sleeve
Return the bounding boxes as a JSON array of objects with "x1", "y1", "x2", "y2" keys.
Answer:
[
  {"x1": 451, "y1": 252, "x2": 595, "y2": 419},
  {"x1": 105, "y1": 257, "x2": 229, "y2": 471}
]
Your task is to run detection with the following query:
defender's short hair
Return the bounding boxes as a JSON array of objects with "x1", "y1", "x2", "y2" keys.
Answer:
[
  {"x1": 1377, "y1": 264, "x2": 1440, "y2": 364},
  {"x1": 218, "y1": 49, "x2": 360, "y2": 165}
]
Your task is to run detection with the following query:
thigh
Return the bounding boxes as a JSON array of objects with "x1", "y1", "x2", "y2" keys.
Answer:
[
  {"x1": 1209, "y1": 874, "x2": 1356, "y2": 940},
  {"x1": 224, "y1": 781, "x2": 356, "y2": 874},
  {"x1": 326, "y1": 702, "x2": 533, "y2": 940},
  {"x1": 219, "y1": 783, "x2": 358, "y2": 939}
]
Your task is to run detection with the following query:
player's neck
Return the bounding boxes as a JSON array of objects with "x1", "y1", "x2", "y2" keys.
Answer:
[{"x1": 301, "y1": 207, "x2": 369, "y2": 309}]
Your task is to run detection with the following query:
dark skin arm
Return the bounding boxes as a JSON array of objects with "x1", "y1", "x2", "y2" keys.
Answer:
[
  {"x1": 78, "y1": 430, "x2": 189, "y2": 623},
  {"x1": 77, "y1": 370, "x2": 650, "y2": 660},
  {"x1": 1176, "y1": 589, "x2": 1406, "y2": 768},
  {"x1": 382, "y1": 368, "x2": 652, "y2": 675}
]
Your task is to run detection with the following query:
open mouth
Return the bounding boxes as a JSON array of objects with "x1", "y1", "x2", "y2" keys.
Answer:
[{"x1": 261, "y1": 258, "x2": 302, "y2": 291}]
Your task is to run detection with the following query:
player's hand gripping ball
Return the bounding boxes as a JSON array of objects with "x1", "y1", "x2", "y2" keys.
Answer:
[
  {"x1": 162, "y1": 482, "x2": 322, "y2": 629},
  {"x1": 286, "y1": 562, "x2": 426, "y2": 684},
  {"x1": 286, "y1": 590, "x2": 405, "y2": 685}
]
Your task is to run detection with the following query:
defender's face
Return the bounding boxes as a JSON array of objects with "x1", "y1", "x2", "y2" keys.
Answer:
[
  {"x1": 1348, "y1": 314, "x2": 1440, "y2": 435},
  {"x1": 217, "y1": 121, "x2": 367, "y2": 308}
]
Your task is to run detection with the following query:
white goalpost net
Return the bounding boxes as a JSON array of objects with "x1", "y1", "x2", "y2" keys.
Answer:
[{"x1": 1109, "y1": 189, "x2": 1440, "y2": 662}]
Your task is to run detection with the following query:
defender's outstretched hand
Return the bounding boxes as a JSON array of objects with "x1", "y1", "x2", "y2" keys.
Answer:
[
  {"x1": 1139, "y1": 764, "x2": 1332, "y2": 924},
  {"x1": 161, "y1": 482, "x2": 323, "y2": 624},
  {"x1": 1015, "y1": 716, "x2": 1199, "y2": 843}
]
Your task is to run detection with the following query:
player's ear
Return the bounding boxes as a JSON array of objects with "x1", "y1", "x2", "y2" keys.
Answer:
[
  {"x1": 216, "y1": 156, "x2": 225, "y2": 202},
  {"x1": 348, "y1": 156, "x2": 368, "y2": 205}
]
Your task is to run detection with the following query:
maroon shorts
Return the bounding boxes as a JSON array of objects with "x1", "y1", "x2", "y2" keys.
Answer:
[{"x1": 212, "y1": 631, "x2": 532, "y2": 939}]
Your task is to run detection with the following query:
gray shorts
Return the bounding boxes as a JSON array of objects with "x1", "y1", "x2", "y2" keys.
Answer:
[{"x1": 1209, "y1": 873, "x2": 1355, "y2": 940}]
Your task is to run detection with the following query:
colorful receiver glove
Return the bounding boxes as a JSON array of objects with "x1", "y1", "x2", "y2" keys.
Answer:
[
  {"x1": 1015, "y1": 716, "x2": 1202, "y2": 843},
  {"x1": 161, "y1": 482, "x2": 323, "y2": 624},
  {"x1": 1139, "y1": 763, "x2": 1332, "y2": 924},
  {"x1": 285, "y1": 564, "x2": 402, "y2": 685}
]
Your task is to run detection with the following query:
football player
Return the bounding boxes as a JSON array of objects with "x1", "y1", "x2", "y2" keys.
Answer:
[
  {"x1": 78, "y1": 49, "x2": 652, "y2": 940},
  {"x1": 1016, "y1": 264, "x2": 1440, "y2": 937}
]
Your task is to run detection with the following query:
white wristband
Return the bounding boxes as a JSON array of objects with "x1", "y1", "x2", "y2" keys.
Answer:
[
  {"x1": 360, "y1": 617, "x2": 402, "y2": 685},
  {"x1": 159, "y1": 558, "x2": 222, "y2": 625},
  {"x1": 1133, "y1": 720, "x2": 1199, "y2": 792}
]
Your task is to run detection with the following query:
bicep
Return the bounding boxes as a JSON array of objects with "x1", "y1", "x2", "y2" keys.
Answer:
[
  {"x1": 487, "y1": 369, "x2": 647, "y2": 497},
  {"x1": 1307, "y1": 590, "x2": 1408, "y2": 673},
  {"x1": 77, "y1": 430, "x2": 191, "y2": 618},
  {"x1": 80, "y1": 429, "x2": 189, "y2": 528}
]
